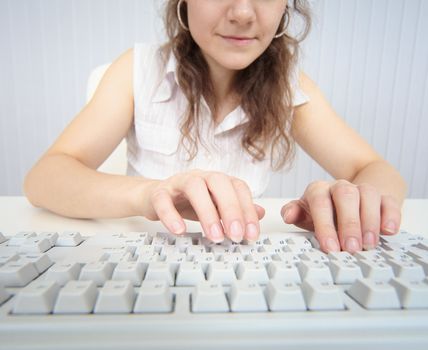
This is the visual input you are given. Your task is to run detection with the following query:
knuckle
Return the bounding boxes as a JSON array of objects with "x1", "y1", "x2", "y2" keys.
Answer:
[
  {"x1": 357, "y1": 182, "x2": 376, "y2": 193},
  {"x1": 318, "y1": 222, "x2": 337, "y2": 235},
  {"x1": 332, "y1": 181, "x2": 358, "y2": 198},
  {"x1": 309, "y1": 194, "x2": 332, "y2": 210},
  {"x1": 182, "y1": 174, "x2": 205, "y2": 193},
  {"x1": 306, "y1": 180, "x2": 330, "y2": 193},
  {"x1": 341, "y1": 218, "x2": 361, "y2": 232},
  {"x1": 231, "y1": 178, "x2": 250, "y2": 192},
  {"x1": 206, "y1": 171, "x2": 228, "y2": 184}
]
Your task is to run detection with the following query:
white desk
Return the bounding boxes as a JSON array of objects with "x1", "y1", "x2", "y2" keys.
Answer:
[{"x1": 0, "y1": 196, "x2": 427, "y2": 237}]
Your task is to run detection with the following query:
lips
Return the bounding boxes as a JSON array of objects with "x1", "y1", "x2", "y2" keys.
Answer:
[{"x1": 221, "y1": 35, "x2": 256, "y2": 46}]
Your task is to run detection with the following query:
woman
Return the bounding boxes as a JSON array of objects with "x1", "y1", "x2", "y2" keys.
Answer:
[{"x1": 24, "y1": 0, "x2": 406, "y2": 253}]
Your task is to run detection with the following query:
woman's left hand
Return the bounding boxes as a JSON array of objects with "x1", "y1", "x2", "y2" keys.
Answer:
[{"x1": 280, "y1": 180, "x2": 402, "y2": 253}]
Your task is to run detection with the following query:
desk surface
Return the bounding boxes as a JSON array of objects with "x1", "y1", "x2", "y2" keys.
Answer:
[{"x1": 0, "y1": 197, "x2": 427, "y2": 237}]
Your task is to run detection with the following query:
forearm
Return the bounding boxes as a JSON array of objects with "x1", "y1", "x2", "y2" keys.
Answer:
[
  {"x1": 24, "y1": 154, "x2": 154, "y2": 219},
  {"x1": 351, "y1": 160, "x2": 407, "y2": 205}
]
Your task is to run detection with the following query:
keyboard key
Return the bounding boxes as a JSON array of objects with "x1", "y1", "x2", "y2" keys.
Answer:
[
  {"x1": 406, "y1": 247, "x2": 428, "y2": 260},
  {"x1": 380, "y1": 251, "x2": 413, "y2": 261},
  {"x1": 38, "y1": 232, "x2": 59, "y2": 246},
  {"x1": 191, "y1": 281, "x2": 229, "y2": 313},
  {"x1": 94, "y1": 280, "x2": 135, "y2": 313},
  {"x1": 300, "y1": 249, "x2": 329, "y2": 263},
  {"x1": 267, "y1": 261, "x2": 301, "y2": 284},
  {"x1": 387, "y1": 259, "x2": 425, "y2": 281},
  {"x1": 389, "y1": 278, "x2": 428, "y2": 309},
  {"x1": 79, "y1": 261, "x2": 114, "y2": 286},
  {"x1": 416, "y1": 258, "x2": 428, "y2": 274},
  {"x1": 54, "y1": 280, "x2": 98, "y2": 314},
  {"x1": 228, "y1": 280, "x2": 268, "y2": 312},
  {"x1": 329, "y1": 260, "x2": 363, "y2": 284},
  {"x1": 276, "y1": 252, "x2": 301, "y2": 265},
  {"x1": 0, "y1": 260, "x2": 39, "y2": 287},
  {"x1": 44, "y1": 262, "x2": 81, "y2": 286},
  {"x1": 19, "y1": 237, "x2": 52, "y2": 253},
  {"x1": 174, "y1": 236, "x2": 193, "y2": 253},
  {"x1": 19, "y1": 253, "x2": 53, "y2": 274},
  {"x1": 112, "y1": 261, "x2": 144, "y2": 286},
  {"x1": 206, "y1": 261, "x2": 236, "y2": 285},
  {"x1": 220, "y1": 252, "x2": 245, "y2": 268},
  {"x1": 13, "y1": 280, "x2": 60, "y2": 314},
  {"x1": 301, "y1": 280, "x2": 344, "y2": 311},
  {"x1": 354, "y1": 251, "x2": 385, "y2": 262},
  {"x1": 236, "y1": 261, "x2": 269, "y2": 284},
  {"x1": 347, "y1": 278, "x2": 401, "y2": 309},
  {"x1": 135, "y1": 251, "x2": 160, "y2": 269},
  {"x1": 7, "y1": 232, "x2": 37, "y2": 246},
  {"x1": 60, "y1": 246, "x2": 108, "y2": 264},
  {"x1": 55, "y1": 231, "x2": 83, "y2": 247},
  {"x1": 0, "y1": 252, "x2": 19, "y2": 266},
  {"x1": 246, "y1": 252, "x2": 273, "y2": 266},
  {"x1": 380, "y1": 230, "x2": 421, "y2": 246},
  {"x1": 175, "y1": 261, "x2": 205, "y2": 286},
  {"x1": 327, "y1": 251, "x2": 357, "y2": 263},
  {"x1": 192, "y1": 252, "x2": 215, "y2": 272},
  {"x1": 298, "y1": 260, "x2": 333, "y2": 283},
  {"x1": 144, "y1": 261, "x2": 175, "y2": 286},
  {"x1": 264, "y1": 280, "x2": 306, "y2": 311},
  {"x1": 0, "y1": 285, "x2": 11, "y2": 305},
  {"x1": 164, "y1": 253, "x2": 187, "y2": 274},
  {"x1": 134, "y1": 280, "x2": 172, "y2": 313},
  {"x1": 357, "y1": 260, "x2": 394, "y2": 282}
]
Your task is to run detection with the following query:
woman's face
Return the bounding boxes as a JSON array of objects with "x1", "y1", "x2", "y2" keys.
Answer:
[{"x1": 185, "y1": 0, "x2": 287, "y2": 73}]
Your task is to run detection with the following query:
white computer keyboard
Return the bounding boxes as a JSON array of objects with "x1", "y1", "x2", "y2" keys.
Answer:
[{"x1": 1, "y1": 229, "x2": 428, "y2": 350}]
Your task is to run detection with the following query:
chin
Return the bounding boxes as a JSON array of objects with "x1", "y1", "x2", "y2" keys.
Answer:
[{"x1": 217, "y1": 56, "x2": 258, "y2": 71}]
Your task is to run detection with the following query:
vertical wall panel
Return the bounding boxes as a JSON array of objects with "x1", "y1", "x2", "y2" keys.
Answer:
[{"x1": 0, "y1": 0, "x2": 427, "y2": 198}]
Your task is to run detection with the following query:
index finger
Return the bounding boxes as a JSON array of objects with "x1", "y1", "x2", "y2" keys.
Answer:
[{"x1": 304, "y1": 182, "x2": 341, "y2": 253}]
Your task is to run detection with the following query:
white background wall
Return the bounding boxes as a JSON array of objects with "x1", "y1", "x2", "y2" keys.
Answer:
[{"x1": 0, "y1": 0, "x2": 427, "y2": 198}]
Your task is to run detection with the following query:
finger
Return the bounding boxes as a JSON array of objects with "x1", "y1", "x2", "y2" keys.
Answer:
[
  {"x1": 281, "y1": 200, "x2": 300, "y2": 223},
  {"x1": 205, "y1": 173, "x2": 246, "y2": 243},
  {"x1": 150, "y1": 188, "x2": 187, "y2": 235},
  {"x1": 330, "y1": 180, "x2": 362, "y2": 253},
  {"x1": 231, "y1": 178, "x2": 260, "y2": 242},
  {"x1": 280, "y1": 200, "x2": 314, "y2": 231},
  {"x1": 254, "y1": 204, "x2": 265, "y2": 220},
  {"x1": 358, "y1": 183, "x2": 381, "y2": 250},
  {"x1": 380, "y1": 195, "x2": 401, "y2": 235},
  {"x1": 179, "y1": 174, "x2": 225, "y2": 243},
  {"x1": 304, "y1": 181, "x2": 341, "y2": 253}
]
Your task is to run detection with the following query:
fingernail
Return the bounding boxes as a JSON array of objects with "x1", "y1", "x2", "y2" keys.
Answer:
[
  {"x1": 363, "y1": 231, "x2": 376, "y2": 250},
  {"x1": 345, "y1": 237, "x2": 360, "y2": 253},
  {"x1": 171, "y1": 221, "x2": 184, "y2": 234},
  {"x1": 383, "y1": 220, "x2": 397, "y2": 234},
  {"x1": 325, "y1": 238, "x2": 340, "y2": 252},
  {"x1": 210, "y1": 223, "x2": 224, "y2": 242},
  {"x1": 246, "y1": 223, "x2": 258, "y2": 241},
  {"x1": 230, "y1": 220, "x2": 244, "y2": 242}
]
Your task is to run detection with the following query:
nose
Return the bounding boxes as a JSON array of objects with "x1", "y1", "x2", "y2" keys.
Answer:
[{"x1": 227, "y1": 0, "x2": 256, "y2": 25}]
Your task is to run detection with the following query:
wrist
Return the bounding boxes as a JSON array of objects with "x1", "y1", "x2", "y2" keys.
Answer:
[{"x1": 129, "y1": 178, "x2": 159, "y2": 218}]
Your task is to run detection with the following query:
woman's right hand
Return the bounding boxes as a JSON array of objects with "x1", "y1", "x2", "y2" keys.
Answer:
[{"x1": 140, "y1": 170, "x2": 265, "y2": 243}]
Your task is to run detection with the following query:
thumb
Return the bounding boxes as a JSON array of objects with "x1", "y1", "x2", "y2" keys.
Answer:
[
  {"x1": 281, "y1": 200, "x2": 313, "y2": 231},
  {"x1": 254, "y1": 204, "x2": 266, "y2": 220},
  {"x1": 281, "y1": 200, "x2": 303, "y2": 224}
]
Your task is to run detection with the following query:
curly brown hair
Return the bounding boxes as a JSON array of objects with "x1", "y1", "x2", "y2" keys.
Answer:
[{"x1": 161, "y1": 0, "x2": 311, "y2": 170}]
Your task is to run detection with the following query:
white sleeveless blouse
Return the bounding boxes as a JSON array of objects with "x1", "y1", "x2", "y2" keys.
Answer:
[{"x1": 126, "y1": 43, "x2": 309, "y2": 197}]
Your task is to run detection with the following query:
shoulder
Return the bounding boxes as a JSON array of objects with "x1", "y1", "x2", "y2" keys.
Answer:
[{"x1": 104, "y1": 42, "x2": 163, "y2": 83}]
